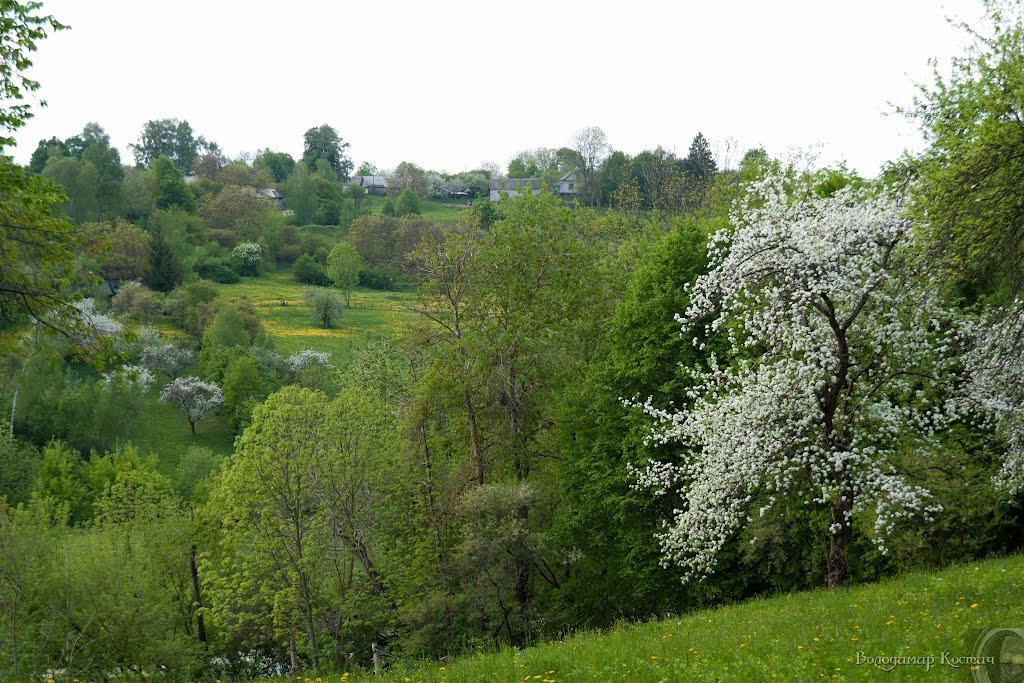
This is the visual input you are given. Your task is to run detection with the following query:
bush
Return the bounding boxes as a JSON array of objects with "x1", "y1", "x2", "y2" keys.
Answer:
[
  {"x1": 303, "y1": 288, "x2": 343, "y2": 329},
  {"x1": 358, "y1": 266, "x2": 395, "y2": 290},
  {"x1": 231, "y1": 242, "x2": 263, "y2": 276},
  {"x1": 294, "y1": 253, "x2": 331, "y2": 286},
  {"x1": 203, "y1": 307, "x2": 251, "y2": 348},
  {"x1": 396, "y1": 187, "x2": 421, "y2": 216},
  {"x1": 195, "y1": 260, "x2": 240, "y2": 284},
  {"x1": 111, "y1": 281, "x2": 164, "y2": 323}
]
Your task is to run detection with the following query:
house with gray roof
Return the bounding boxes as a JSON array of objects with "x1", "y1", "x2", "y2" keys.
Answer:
[
  {"x1": 350, "y1": 175, "x2": 389, "y2": 196},
  {"x1": 488, "y1": 172, "x2": 577, "y2": 202}
]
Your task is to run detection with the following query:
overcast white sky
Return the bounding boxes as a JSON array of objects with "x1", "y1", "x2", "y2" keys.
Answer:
[{"x1": 9, "y1": 0, "x2": 981, "y2": 177}]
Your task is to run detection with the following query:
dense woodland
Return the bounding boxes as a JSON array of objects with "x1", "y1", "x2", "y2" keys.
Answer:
[{"x1": 3, "y1": 1, "x2": 1024, "y2": 680}]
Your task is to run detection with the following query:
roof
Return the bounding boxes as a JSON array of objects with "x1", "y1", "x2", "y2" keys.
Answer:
[
  {"x1": 255, "y1": 187, "x2": 283, "y2": 199},
  {"x1": 350, "y1": 175, "x2": 388, "y2": 187},
  {"x1": 488, "y1": 178, "x2": 542, "y2": 191}
]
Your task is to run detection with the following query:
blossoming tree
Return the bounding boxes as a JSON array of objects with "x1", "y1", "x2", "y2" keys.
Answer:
[
  {"x1": 159, "y1": 376, "x2": 223, "y2": 434},
  {"x1": 632, "y1": 176, "x2": 968, "y2": 587}
]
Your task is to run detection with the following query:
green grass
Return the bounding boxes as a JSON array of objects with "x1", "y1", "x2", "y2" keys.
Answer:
[
  {"x1": 299, "y1": 554, "x2": 1024, "y2": 682},
  {"x1": 361, "y1": 194, "x2": 472, "y2": 223},
  {"x1": 103, "y1": 271, "x2": 416, "y2": 465},
  {"x1": 211, "y1": 271, "x2": 417, "y2": 365}
]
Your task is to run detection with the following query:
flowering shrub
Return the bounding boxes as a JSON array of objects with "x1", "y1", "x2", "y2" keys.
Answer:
[
  {"x1": 286, "y1": 349, "x2": 331, "y2": 373},
  {"x1": 231, "y1": 242, "x2": 263, "y2": 276},
  {"x1": 630, "y1": 175, "x2": 968, "y2": 586},
  {"x1": 139, "y1": 343, "x2": 195, "y2": 379},
  {"x1": 102, "y1": 364, "x2": 155, "y2": 392}
]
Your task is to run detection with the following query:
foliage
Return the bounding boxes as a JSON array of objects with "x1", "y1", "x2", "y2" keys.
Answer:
[
  {"x1": 140, "y1": 341, "x2": 195, "y2": 379},
  {"x1": 301, "y1": 124, "x2": 352, "y2": 179},
  {"x1": 631, "y1": 175, "x2": 971, "y2": 587},
  {"x1": 395, "y1": 187, "x2": 421, "y2": 216},
  {"x1": 303, "y1": 288, "x2": 343, "y2": 329},
  {"x1": 151, "y1": 155, "x2": 196, "y2": 212},
  {"x1": 293, "y1": 253, "x2": 330, "y2": 286},
  {"x1": 131, "y1": 117, "x2": 213, "y2": 173},
  {"x1": 144, "y1": 226, "x2": 183, "y2": 292},
  {"x1": 0, "y1": 0, "x2": 66, "y2": 147},
  {"x1": 326, "y1": 241, "x2": 362, "y2": 305}
]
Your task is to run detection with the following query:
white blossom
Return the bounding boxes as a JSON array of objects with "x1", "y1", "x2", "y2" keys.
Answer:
[
  {"x1": 159, "y1": 376, "x2": 223, "y2": 434},
  {"x1": 73, "y1": 298, "x2": 123, "y2": 337},
  {"x1": 286, "y1": 349, "x2": 332, "y2": 373},
  {"x1": 140, "y1": 343, "x2": 195, "y2": 379},
  {"x1": 102, "y1": 364, "x2": 155, "y2": 392},
  {"x1": 632, "y1": 175, "x2": 964, "y2": 583}
]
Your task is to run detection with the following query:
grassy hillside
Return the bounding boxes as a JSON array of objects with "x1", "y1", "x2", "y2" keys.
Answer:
[
  {"x1": 361, "y1": 194, "x2": 472, "y2": 223},
  {"x1": 130, "y1": 272, "x2": 418, "y2": 462},
  {"x1": 334, "y1": 554, "x2": 1023, "y2": 682},
  {"x1": 211, "y1": 271, "x2": 418, "y2": 362}
]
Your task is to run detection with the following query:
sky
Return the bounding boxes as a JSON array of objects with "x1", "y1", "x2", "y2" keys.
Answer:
[{"x1": 9, "y1": 0, "x2": 983, "y2": 177}]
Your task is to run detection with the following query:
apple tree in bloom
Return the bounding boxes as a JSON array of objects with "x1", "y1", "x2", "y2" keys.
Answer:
[
  {"x1": 631, "y1": 175, "x2": 969, "y2": 587},
  {"x1": 140, "y1": 342, "x2": 195, "y2": 379},
  {"x1": 159, "y1": 376, "x2": 223, "y2": 434}
]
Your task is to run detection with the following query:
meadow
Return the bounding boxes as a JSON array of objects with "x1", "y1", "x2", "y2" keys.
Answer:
[
  {"x1": 361, "y1": 194, "x2": 472, "y2": 223},
  {"x1": 127, "y1": 271, "x2": 418, "y2": 463},
  {"x1": 210, "y1": 271, "x2": 419, "y2": 360},
  {"x1": 312, "y1": 553, "x2": 1024, "y2": 682}
]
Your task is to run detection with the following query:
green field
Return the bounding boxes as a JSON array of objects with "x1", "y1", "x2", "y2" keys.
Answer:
[
  {"x1": 128, "y1": 273, "x2": 419, "y2": 463},
  {"x1": 302, "y1": 554, "x2": 1023, "y2": 682},
  {"x1": 361, "y1": 194, "x2": 472, "y2": 223},
  {"x1": 211, "y1": 271, "x2": 418, "y2": 362}
]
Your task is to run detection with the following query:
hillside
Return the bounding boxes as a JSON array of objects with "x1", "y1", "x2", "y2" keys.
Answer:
[{"x1": 355, "y1": 554, "x2": 1023, "y2": 682}]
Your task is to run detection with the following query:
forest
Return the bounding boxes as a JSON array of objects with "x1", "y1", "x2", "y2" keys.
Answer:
[{"x1": 2, "y1": 1, "x2": 1024, "y2": 680}]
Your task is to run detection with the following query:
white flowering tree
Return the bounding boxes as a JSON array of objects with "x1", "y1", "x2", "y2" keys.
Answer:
[
  {"x1": 139, "y1": 342, "x2": 195, "y2": 380},
  {"x1": 632, "y1": 176, "x2": 968, "y2": 587},
  {"x1": 285, "y1": 349, "x2": 332, "y2": 373},
  {"x1": 102, "y1": 364, "x2": 155, "y2": 393},
  {"x1": 231, "y1": 242, "x2": 263, "y2": 277},
  {"x1": 159, "y1": 376, "x2": 223, "y2": 434}
]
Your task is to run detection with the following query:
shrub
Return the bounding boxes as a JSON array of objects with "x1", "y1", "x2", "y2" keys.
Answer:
[
  {"x1": 294, "y1": 253, "x2": 330, "y2": 286},
  {"x1": 303, "y1": 288, "x2": 343, "y2": 329},
  {"x1": 203, "y1": 307, "x2": 251, "y2": 348},
  {"x1": 358, "y1": 266, "x2": 395, "y2": 290},
  {"x1": 231, "y1": 242, "x2": 263, "y2": 276},
  {"x1": 395, "y1": 187, "x2": 421, "y2": 216}
]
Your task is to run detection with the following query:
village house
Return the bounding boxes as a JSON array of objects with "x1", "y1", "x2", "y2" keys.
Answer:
[
  {"x1": 349, "y1": 175, "x2": 389, "y2": 195},
  {"x1": 488, "y1": 172, "x2": 577, "y2": 202}
]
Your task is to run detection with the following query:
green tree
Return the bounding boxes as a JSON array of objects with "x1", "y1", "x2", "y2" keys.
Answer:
[
  {"x1": 222, "y1": 355, "x2": 267, "y2": 429},
  {"x1": 303, "y1": 288, "x2": 343, "y2": 329},
  {"x1": 130, "y1": 118, "x2": 214, "y2": 173},
  {"x1": 254, "y1": 149, "x2": 295, "y2": 183},
  {"x1": 682, "y1": 132, "x2": 717, "y2": 183},
  {"x1": 293, "y1": 253, "x2": 330, "y2": 286},
  {"x1": 395, "y1": 187, "x2": 420, "y2": 216},
  {"x1": 0, "y1": 1, "x2": 66, "y2": 147},
  {"x1": 326, "y1": 241, "x2": 362, "y2": 305},
  {"x1": 282, "y1": 163, "x2": 317, "y2": 224},
  {"x1": 151, "y1": 155, "x2": 195, "y2": 211},
  {"x1": 203, "y1": 307, "x2": 251, "y2": 348},
  {"x1": 905, "y1": 2, "x2": 1024, "y2": 302},
  {"x1": 41, "y1": 155, "x2": 98, "y2": 223},
  {"x1": 144, "y1": 227, "x2": 182, "y2": 292},
  {"x1": 301, "y1": 124, "x2": 352, "y2": 179}
]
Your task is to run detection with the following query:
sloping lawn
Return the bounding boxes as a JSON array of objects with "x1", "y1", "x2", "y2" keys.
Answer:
[
  {"x1": 328, "y1": 554, "x2": 1024, "y2": 682},
  {"x1": 212, "y1": 271, "x2": 418, "y2": 364}
]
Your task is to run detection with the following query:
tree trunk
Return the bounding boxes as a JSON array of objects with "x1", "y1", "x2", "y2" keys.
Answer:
[
  {"x1": 188, "y1": 417, "x2": 196, "y2": 435},
  {"x1": 289, "y1": 630, "x2": 299, "y2": 677},
  {"x1": 826, "y1": 498, "x2": 852, "y2": 588},
  {"x1": 464, "y1": 388, "x2": 484, "y2": 486},
  {"x1": 188, "y1": 544, "x2": 207, "y2": 645}
]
